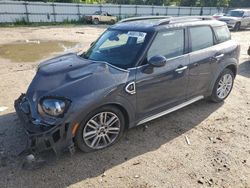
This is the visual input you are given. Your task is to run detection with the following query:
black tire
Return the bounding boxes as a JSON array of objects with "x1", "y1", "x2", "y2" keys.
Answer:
[
  {"x1": 110, "y1": 19, "x2": 115, "y2": 24},
  {"x1": 209, "y1": 68, "x2": 235, "y2": 103},
  {"x1": 75, "y1": 106, "x2": 125, "y2": 152},
  {"x1": 233, "y1": 22, "x2": 241, "y2": 32},
  {"x1": 93, "y1": 18, "x2": 99, "y2": 25}
]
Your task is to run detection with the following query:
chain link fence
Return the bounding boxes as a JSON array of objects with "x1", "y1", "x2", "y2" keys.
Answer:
[{"x1": 0, "y1": 1, "x2": 226, "y2": 23}]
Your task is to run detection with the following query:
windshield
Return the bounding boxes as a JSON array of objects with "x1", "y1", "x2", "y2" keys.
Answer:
[
  {"x1": 226, "y1": 11, "x2": 244, "y2": 17},
  {"x1": 94, "y1": 11, "x2": 101, "y2": 15},
  {"x1": 82, "y1": 29, "x2": 149, "y2": 69}
]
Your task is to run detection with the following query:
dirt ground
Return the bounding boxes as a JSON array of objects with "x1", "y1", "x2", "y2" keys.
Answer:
[{"x1": 0, "y1": 25, "x2": 249, "y2": 188}]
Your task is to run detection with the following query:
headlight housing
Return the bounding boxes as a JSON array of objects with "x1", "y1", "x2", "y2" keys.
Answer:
[{"x1": 40, "y1": 98, "x2": 70, "y2": 117}]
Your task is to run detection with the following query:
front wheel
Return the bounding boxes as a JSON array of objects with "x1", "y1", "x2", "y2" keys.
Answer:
[
  {"x1": 233, "y1": 22, "x2": 241, "y2": 31},
  {"x1": 75, "y1": 106, "x2": 125, "y2": 152},
  {"x1": 209, "y1": 68, "x2": 234, "y2": 103},
  {"x1": 110, "y1": 19, "x2": 115, "y2": 24},
  {"x1": 93, "y1": 18, "x2": 99, "y2": 25}
]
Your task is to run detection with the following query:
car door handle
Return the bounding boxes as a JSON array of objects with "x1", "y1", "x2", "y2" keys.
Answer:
[
  {"x1": 210, "y1": 54, "x2": 225, "y2": 63},
  {"x1": 175, "y1": 66, "x2": 188, "y2": 73},
  {"x1": 215, "y1": 54, "x2": 224, "y2": 60}
]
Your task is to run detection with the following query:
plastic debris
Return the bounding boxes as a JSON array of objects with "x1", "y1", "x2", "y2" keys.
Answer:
[
  {"x1": 26, "y1": 154, "x2": 35, "y2": 163},
  {"x1": 134, "y1": 175, "x2": 140, "y2": 178},
  {"x1": 0, "y1": 106, "x2": 8, "y2": 112},
  {"x1": 25, "y1": 39, "x2": 40, "y2": 44},
  {"x1": 22, "y1": 154, "x2": 46, "y2": 170},
  {"x1": 133, "y1": 161, "x2": 141, "y2": 166},
  {"x1": 185, "y1": 136, "x2": 191, "y2": 145}
]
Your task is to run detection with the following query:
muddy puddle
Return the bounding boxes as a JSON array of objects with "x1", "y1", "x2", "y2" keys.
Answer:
[{"x1": 0, "y1": 40, "x2": 78, "y2": 63}]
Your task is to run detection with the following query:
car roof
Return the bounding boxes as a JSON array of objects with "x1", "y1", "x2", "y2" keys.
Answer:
[
  {"x1": 230, "y1": 9, "x2": 250, "y2": 11},
  {"x1": 110, "y1": 16, "x2": 226, "y2": 32}
]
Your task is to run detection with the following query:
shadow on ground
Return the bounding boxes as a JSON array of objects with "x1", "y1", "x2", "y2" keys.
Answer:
[
  {"x1": 239, "y1": 60, "x2": 250, "y2": 78},
  {"x1": 0, "y1": 99, "x2": 223, "y2": 186}
]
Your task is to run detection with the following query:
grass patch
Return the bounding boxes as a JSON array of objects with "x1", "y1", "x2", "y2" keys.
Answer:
[{"x1": 0, "y1": 17, "x2": 88, "y2": 27}]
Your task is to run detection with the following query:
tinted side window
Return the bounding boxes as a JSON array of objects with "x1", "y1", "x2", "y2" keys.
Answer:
[
  {"x1": 147, "y1": 29, "x2": 184, "y2": 60},
  {"x1": 214, "y1": 26, "x2": 231, "y2": 43},
  {"x1": 190, "y1": 26, "x2": 214, "y2": 52}
]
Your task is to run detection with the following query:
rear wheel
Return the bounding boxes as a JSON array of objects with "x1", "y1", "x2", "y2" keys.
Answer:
[
  {"x1": 75, "y1": 106, "x2": 125, "y2": 152},
  {"x1": 233, "y1": 22, "x2": 241, "y2": 31},
  {"x1": 209, "y1": 68, "x2": 234, "y2": 103},
  {"x1": 110, "y1": 19, "x2": 115, "y2": 24}
]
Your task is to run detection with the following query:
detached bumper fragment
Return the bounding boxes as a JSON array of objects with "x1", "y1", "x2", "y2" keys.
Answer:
[{"x1": 14, "y1": 94, "x2": 74, "y2": 155}]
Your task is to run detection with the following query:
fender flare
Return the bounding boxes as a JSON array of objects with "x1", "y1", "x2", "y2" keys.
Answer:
[{"x1": 207, "y1": 59, "x2": 238, "y2": 96}]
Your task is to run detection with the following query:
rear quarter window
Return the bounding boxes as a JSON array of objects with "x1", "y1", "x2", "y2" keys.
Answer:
[
  {"x1": 213, "y1": 26, "x2": 231, "y2": 43},
  {"x1": 189, "y1": 26, "x2": 214, "y2": 52}
]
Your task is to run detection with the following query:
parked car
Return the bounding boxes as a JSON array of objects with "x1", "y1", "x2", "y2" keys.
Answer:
[
  {"x1": 15, "y1": 16, "x2": 240, "y2": 154},
  {"x1": 218, "y1": 9, "x2": 250, "y2": 31},
  {"x1": 213, "y1": 13, "x2": 225, "y2": 20},
  {"x1": 85, "y1": 11, "x2": 117, "y2": 25},
  {"x1": 248, "y1": 46, "x2": 250, "y2": 56}
]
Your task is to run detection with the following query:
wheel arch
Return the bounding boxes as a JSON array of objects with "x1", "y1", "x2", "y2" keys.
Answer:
[
  {"x1": 207, "y1": 62, "x2": 237, "y2": 96},
  {"x1": 102, "y1": 103, "x2": 130, "y2": 130},
  {"x1": 73, "y1": 101, "x2": 133, "y2": 131},
  {"x1": 226, "y1": 64, "x2": 237, "y2": 77}
]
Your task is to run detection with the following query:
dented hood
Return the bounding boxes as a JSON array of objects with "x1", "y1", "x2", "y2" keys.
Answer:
[
  {"x1": 26, "y1": 53, "x2": 129, "y2": 103},
  {"x1": 219, "y1": 16, "x2": 241, "y2": 21}
]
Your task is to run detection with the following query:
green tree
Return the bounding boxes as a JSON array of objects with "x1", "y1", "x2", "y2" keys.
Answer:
[{"x1": 230, "y1": 0, "x2": 250, "y2": 7}]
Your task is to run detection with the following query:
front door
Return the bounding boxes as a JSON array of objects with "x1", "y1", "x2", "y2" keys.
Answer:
[
  {"x1": 135, "y1": 28, "x2": 189, "y2": 121},
  {"x1": 241, "y1": 11, "x2": 250, "y2": 27},
  {"x1": 100, "y1": 12, "x2": 109, "y2": 22}
]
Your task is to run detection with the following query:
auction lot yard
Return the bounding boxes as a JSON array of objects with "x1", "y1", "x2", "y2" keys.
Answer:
[{"x1": 0, "y1": 25, "x2": 249, "y2": 188}]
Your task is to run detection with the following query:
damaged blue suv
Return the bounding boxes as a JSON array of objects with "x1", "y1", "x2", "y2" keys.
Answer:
[{"x1": 15, "y1": 16, "x2": 240, "y2": 154}]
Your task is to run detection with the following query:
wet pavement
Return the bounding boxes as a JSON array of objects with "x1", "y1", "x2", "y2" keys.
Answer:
[{"x1": 0, "y1": 40, "x2": 78, "y2": 63}]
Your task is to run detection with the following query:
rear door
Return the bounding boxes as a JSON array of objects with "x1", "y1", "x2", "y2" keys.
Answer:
[
  {"x1": 213, "y1": 25, "x2": 239, "y2": 71},
  {"x1": 186, "y1": 26, "x2": 217, "y2": 98},
  {"x1": 243, "y1": 11, "x2": 250, "y2": 27}
]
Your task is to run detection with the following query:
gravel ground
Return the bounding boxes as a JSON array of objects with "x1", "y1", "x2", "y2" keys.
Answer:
[{"x1": 0, "y1": 25, "x2": 249, "y2": 188}]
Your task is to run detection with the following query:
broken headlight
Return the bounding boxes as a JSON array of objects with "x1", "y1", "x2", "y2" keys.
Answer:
[{"x1": 40, "y1": 98, "x2": 70, "y2": 117}]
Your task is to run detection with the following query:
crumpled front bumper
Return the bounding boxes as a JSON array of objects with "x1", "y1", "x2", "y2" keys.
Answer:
[
  {"x1": 226, "y1": 23, "x2": 235, "y2": 29},
  {"x1": 14, "y1": 94, "x2": 74, "y2": 155}
]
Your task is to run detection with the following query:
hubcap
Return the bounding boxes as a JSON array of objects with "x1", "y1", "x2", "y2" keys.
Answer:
[
  {"x1": 83, "y1": 112, "x2": 120, "y2": 149},
  {"x1": 217, "y1": 73, "x2": 233, "y2": 99}
]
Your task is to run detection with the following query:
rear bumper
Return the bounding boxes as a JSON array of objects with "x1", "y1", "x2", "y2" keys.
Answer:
[{"x1": 14, "y1": 94, "x2": 74, "y2": 154}]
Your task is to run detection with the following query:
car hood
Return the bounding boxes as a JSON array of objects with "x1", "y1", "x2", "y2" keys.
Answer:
[
  {"x1": 219, "y1": 16, "x2": 241, "y2": 21},
  {"x1": 26, "y1": 53, "x2": 129, "y2": 103}
]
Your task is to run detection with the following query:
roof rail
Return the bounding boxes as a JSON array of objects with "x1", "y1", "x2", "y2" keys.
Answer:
[
  {"x1": 158, "y1": 16, "x2": 214, "y2": 26},
  {"x1": 119, "y1": 16, "x2": 172, "y2": 23}
]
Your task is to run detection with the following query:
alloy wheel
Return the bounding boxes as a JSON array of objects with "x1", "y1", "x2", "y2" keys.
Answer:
[
  {"x1": 83, "y1": 112, "x2": 121, "y2": 149},
  {"x1": 216, "y1": 73, "x2": 233, "y2": 99}
]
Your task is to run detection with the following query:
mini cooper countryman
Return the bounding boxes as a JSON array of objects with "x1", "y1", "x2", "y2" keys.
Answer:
[{"x1": 15, "y1": 16, "x2": 240, "y2": 154}]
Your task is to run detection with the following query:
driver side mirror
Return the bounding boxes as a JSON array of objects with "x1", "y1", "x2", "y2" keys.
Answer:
[{"x1": 148, "y1": 55, "x2": 167, "y2": 67}]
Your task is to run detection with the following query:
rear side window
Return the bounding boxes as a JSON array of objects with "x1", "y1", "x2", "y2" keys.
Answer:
[
  {"x1": 214, "y1": 26, "x2": 231, "y2": 43},
  {"x1": 190, "y1": 26, "x2": 214, "y2": 52},
  {"x1": 147, "y1": 29, "x2": 184, "y2": 60}
]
